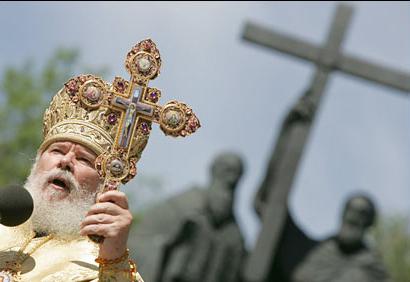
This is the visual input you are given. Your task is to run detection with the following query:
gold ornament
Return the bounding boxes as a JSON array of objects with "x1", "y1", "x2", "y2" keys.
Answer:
[{"x1": 0, "y1": 233, "x2": 53, "y2": 281}]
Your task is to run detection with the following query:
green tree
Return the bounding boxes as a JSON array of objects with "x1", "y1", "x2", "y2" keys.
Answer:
[
  {"x1": 372, "y1": 215, "x2": 410, "y2": 282},
  {"x1": 0, "y1": 48, "x2": 107, "y2": 186}
]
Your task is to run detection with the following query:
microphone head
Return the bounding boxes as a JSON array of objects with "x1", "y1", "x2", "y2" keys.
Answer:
[{"x1": 0, "y1": 184, "x2": 34, "y2": 227}]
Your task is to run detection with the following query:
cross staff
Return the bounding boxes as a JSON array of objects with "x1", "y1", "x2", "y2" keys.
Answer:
[{"x1": 70, "y1": 39, "x2": 200, "y2": 191}]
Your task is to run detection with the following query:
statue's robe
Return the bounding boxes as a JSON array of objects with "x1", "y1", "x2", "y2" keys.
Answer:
[
  {"x1": 0, "y1": 223, "x2": 144, "y2": 282},
  {"x1": 130, "y1": 187, "x2": 245, "y2": 282},
  {"x1": 130, "y1": 188, "x2": 207, "y2": 281},
  {"x1": 292, "y1": 238, "x2": 390, "y2": 282},
  {"x1": 262, "y1": 213, "x2": 389, "y2": 282},
  {"x1": 159, "y1": 213, "x2": 245, "y2": 282}
]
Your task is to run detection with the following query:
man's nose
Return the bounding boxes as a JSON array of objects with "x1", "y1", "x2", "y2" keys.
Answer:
[{"x1": 58, "y1": 153, "x2": 75, "y2": 172}]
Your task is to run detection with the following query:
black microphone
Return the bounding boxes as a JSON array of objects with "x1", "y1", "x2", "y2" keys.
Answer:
[{"x1": 0, "y1": 184, "x2": 34, "y2": 227}]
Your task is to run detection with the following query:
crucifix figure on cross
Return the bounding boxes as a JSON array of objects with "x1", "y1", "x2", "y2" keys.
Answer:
[{"x1": 111, "y1": 85, "x2": 154, "y2": 149}]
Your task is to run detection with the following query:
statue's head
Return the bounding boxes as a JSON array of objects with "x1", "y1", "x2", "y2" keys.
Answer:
[
  {"x1": 337, "y1": 194, "x2": 376, "y2": 248},
  {"x1": 210, "y1": 152, "x2": 244, "y2": 189}
]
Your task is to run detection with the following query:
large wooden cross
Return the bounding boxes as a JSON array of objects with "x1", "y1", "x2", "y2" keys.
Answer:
[{"x1": 242, "y1": 4, "x2": 410, "y2": 282}]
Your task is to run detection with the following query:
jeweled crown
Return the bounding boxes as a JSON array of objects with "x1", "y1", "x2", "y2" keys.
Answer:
[{"x1": 40, "y1": 39, "x2": 200, "y2": 185}]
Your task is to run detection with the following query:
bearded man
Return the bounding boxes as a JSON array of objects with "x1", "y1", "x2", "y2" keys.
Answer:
[
  {"x1": 0, "y1": 39, "x2": 200, "y2": 282},
  {"x1": 0, "y1": 141, "x2": 140, "y2": 282}
]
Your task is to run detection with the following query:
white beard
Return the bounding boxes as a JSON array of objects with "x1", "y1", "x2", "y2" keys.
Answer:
[{"x1": 24, "y1": 157, "x2": 97, "y2": 240}]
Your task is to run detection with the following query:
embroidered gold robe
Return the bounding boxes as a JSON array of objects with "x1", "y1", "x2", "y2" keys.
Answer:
[{"x1": 0, "y1": 223, "x2": 144, "y2": 282}]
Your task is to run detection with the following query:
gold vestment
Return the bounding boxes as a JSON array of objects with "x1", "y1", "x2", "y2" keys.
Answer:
[{"x1": 0, "y1": 223, "x2": 144, "y2": 282}]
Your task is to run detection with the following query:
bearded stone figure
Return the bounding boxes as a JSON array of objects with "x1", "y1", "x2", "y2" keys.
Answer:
[{"x1": 291, "y1": 195, "x2": 390, "y2": 282}]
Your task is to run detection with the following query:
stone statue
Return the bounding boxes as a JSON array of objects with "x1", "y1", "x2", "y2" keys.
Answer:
[
  {"x1": 253, "y1": 88, "x2": 315, "y2": 218},
  {"x1": 253, "y1": 191, "x2": 390, "y2": 282},
  {"x1": 129, "y1": 152, "x2": 246, "y2": 282},
  {"x1": 291, "y1": 194, "x2": 390, "y2": 282},
  {"x1": 246, "y1": 87, "x2": 388, "y2": 282}
]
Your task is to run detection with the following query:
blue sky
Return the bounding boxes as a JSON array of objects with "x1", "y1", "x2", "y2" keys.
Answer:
[{"x1": 1, "y1": 1, "x2": 409, "y2": 247}]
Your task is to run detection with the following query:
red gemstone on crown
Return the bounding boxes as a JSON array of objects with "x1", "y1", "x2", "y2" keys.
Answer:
[
  {"x1": 107, "y1": 113, "x2": 118, "y2": 125},
  {"x1": 65, "y1": 79, "x2": 78, "y2": 94}
]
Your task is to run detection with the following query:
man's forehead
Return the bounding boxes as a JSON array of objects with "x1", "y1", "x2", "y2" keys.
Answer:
[{"x1": 47, "y1": 141, "x2": 97, "y2": 157}]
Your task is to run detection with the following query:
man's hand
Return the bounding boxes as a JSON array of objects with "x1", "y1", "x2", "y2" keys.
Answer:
[{"x1": 80, "y1": 190, "x2": 133, "y2": 260}]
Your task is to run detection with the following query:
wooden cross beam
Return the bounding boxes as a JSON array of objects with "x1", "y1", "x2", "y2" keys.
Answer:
[{"x1": 241, "y1": 4, "x2": 410, "y2": 282}]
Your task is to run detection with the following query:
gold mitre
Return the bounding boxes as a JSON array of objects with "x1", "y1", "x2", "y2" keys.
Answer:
[{"x1": 40, "y1": 39, "x2": 200, "y2": 185}]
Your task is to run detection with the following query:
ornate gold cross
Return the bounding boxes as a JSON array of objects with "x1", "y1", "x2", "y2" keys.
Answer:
[{"x1": 64, "y1": 39, "x2": 200, "y2": 193}]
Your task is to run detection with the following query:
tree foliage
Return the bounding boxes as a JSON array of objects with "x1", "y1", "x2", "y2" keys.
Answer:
[
  {"x1": 0, "y1": 49, "x2": 107, "y2": 186},
  {"x1": 372, "y1": 215, "x2": 410, "y2": 282}
]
